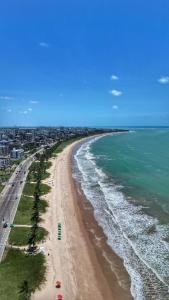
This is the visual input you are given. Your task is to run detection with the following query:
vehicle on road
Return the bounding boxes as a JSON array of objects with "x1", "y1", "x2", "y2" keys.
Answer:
[{"x1": 3, "y1": 222, "x2": 8, "y2": 228}]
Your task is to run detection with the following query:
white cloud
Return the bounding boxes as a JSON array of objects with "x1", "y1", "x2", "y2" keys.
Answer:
[
  {"x1": 19, "y1": 110, "x2": 28, "y2": 114},
  {"x1": 0, "y1": 96, "x2": 14, "y2": 100},
  {"x1": 7, "y1": 109, "x2": 12, "y2": 113},
  {"x1": 112, "y1": 105, "x2": 119, "y2": 110},
  {"x1": 109, "y1": 89, "x2": 122, "y2": 96},
  {"x1": 28, "y1": 108, "x2": 32, "y2": 111},
  {"x1": 158, "y1": 76, "x2": 169, "y2": 84},
  {"x1": 39, "y1": 42, "x2": 49, "y2": 48},
  {"x1": 110, "y1": 75, "x2": 119, "y2": 80},
  {"x1": 29, "y1": 100, "x2": 38, "y2": 104}
]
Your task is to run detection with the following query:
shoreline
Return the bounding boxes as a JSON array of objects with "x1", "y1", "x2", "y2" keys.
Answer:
[
  {"x1": 71, "y1": 164, "x2": 133, "y2": 299},
  {"x1": 71, "y1": 139, "x2": 133, "y2": 299},
  {"x1": 33, "y1": 137, "x2": 133, "y2": 300}
]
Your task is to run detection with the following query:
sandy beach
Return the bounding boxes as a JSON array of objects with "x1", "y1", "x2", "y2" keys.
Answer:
[{"x1": 33, "y1": 139, "x2": 133, "y2": 300}]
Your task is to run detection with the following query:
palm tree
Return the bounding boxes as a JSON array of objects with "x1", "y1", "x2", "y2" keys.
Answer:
[
  {"x1": 31, "y1": 210, "x2": 40, "y2": 224},
  {"x1": 32, "y1": 201, "x2": 39, "y2": 211},
  {"x1": 19, "y1": 280, "x2": 31, "y2": 300},
  {"x1": 28, "y1": 232, "x2": 36, "y2": 252},
  {"x1": 34, "y1": 191, "x2": 40, "y2": 202},
  {"x1": 35, "y1": 181, "x2": 41, "y2": 194},
  {"x1": 27, "y1": 224, "x2": 38, "y2": 252}
]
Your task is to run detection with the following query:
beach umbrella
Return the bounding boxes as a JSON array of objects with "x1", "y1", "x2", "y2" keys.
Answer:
[{"x1": 56, "y1": 281, "x2": 61, "y2": 288}]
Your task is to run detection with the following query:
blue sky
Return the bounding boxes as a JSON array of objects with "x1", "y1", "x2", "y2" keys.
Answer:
[{"x1": 0, "y1": 0, "x2": 169, "y2": 127}]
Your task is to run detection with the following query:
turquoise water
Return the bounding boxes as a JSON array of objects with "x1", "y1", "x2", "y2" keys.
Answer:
[
  {"x1": 74, "y1": 128, "x2": 169, "y2": 299},
  {"x1": 92, "y1": 129, "x2": 169, "y2": 223}
]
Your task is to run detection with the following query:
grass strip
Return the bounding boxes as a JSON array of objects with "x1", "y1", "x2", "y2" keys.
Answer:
[
  {"x1": 27, "y1": 170, "x2": 50, "y2": 182},
  {"x1": 23, "y1": 183, "x2": 36, "y2": 196},
  {"x1": 0, "y1": 249, "x2": 46, "y2": 300},
  {"x1": 29, "y1": 161, "x2": 52, "y2": 172},
  {"x1": 23, "y1": 183, "x2": 51, "y2": 196},
  {"x1": 0, "y1": 184, "x2": 4, "y2": 193},
  {"x1": 51, "y1": 136, "x2": 87, "y2": 156},
  {"x1": 14, "y1": 196, "x2": 48, "y2": 225},
  {"x1": 9, "y1": 227, "x2": 48, "y2": 246},
  {"x1": 14, "y1": 196, "x2": 34, "y2": 225}
]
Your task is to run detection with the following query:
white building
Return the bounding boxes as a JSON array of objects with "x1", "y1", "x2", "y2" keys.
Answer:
[{"x1": 10, "y1": 148, "x2": 24, "y2": 160}]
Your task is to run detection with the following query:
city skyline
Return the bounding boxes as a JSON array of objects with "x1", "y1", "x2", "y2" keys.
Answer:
[{"x1": 0, "y1": 0, "x2": 169, "y2": 127}]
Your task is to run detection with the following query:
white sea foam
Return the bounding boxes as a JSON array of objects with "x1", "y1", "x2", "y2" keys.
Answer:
[{"x1": 73, "y1": 137, "x2": 169, "y2": 300}]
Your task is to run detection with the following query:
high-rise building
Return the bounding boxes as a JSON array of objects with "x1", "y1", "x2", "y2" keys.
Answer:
[{"x1": 10, "y1": 148, "x2": 24, "y2": 160}]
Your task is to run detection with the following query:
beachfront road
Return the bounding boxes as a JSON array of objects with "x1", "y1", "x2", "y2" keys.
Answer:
[{"x1": 0, "y1": 149, "x2": 43, "y2": 261}]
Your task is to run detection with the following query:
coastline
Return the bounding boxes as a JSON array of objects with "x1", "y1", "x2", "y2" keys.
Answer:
[{"x1": 33, "y1": 137, "x2": 133, "y2": 300}]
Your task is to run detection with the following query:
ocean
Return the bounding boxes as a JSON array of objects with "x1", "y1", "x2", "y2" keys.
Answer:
[{"x1": 73, "y1": 128, "x2": 169, "y2": 300}]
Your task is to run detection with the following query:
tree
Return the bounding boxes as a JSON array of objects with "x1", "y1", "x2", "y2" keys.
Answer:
[
  {"x1": 34, "y1": 191, "x2": 40, "y2": 203},
  {"x1": 31, "y1": 210, "x2": 40, "y2": 224},
  {"x1": 35, "y1": 180, "x2": 41, "y2": 194},
  {"x1": 19, "y1": 280, "x2": 31, "y2": 300},
  {"x1": 27, "y1": 225, "x2": 38, "y2": 252}
]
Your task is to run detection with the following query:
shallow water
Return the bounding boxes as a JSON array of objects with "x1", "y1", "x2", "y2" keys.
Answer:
[{"x1": 73, "y1": 129, "x2": 169, "y2": 300}]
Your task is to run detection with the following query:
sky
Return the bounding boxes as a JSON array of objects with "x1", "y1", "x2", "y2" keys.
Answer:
[{"x1": 0, "y1": 0, "x2": 169, "y2": 127}]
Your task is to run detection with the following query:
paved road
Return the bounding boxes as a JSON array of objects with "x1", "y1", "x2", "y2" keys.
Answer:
[{"x1": 0, "y1": 149, "x2": 43, "y2": 261}]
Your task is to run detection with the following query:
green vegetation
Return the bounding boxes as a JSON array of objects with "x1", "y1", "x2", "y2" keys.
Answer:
[
  {"x1": 17, "y1": 154, "x2": 51, "y2": 252},
  {"x1": 29, "y1": 161, "x2": 51, "y2": 174},
  {"x1": 14, "y1": 196, "x2": 48, "y2": 225},
  {"x1": 47, "y1": 135, "x2": 90, "y2": 157},
  {"x1": 23, "y1": 142, "x2": 37, "y2": 152},
  {"x1": 39, "y1": 183, "x2": 51, "y2": 195},
  {"x1": 9, "y1": 226, "x2": 48, "y2": 246},
  {"x1": 37, "y1": 139, "x2": 74, "y2": 159},
  {"x1": 23, "y1": 183, "x2": 36, "y2": 196},
  {"x1": 9, "y1": 152, "x2": 50, "y2": 250},
  {"x1": 23, "y1": 183, "x2": 50, "y2": 196},
  {"x1": 0, "y1": 134, "x2": 97, "y2": 299},
  {"x1": 0, "y1": 168, "x2": 13, "y2": 183},
  {"x1": 51, "y1": 138, "x2": 78, "y2": 154},
  {"x1": 0, "y1": 184, "x2": 4, "y2": 193},
  {"x1": 28, "y1": 170, "x2": 50, "y2": 182},
  {"x1": 11, "y1": 159, "x2": 23, "y2": 166},
  {"x1": 0, "y1": 174, "x2": 10, "y2": 182},
  {"x1": 14, "y1": 196, "x2": 34, "y2": 225},
  {"x1": 19, "y1": 280, "x2": 31, "y2": 300},
  {"x1": 55, "y1": 137, "x2": 81, "y2": 152},
  {"x1": 0, "y1": 249, "x2": 46, "y2": 300},
  {"x1": 9, "y1": 227, "x2": 31, "y2": 246},
  {"x1": 39, "y1": 199, "x2": 48, "y2": 213},
  {"x1": 27, "y1": 160, "x2": 51, "y2": 182}
]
